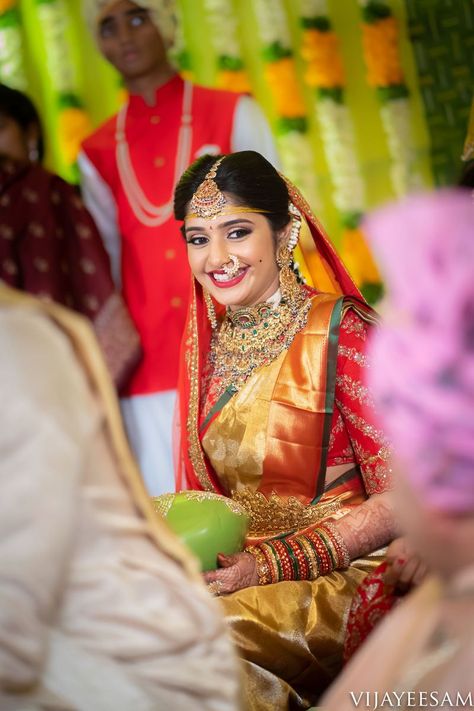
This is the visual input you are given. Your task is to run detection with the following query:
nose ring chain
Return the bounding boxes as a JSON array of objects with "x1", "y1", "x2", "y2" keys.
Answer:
[{"x1": 222, "y1": 254, "x2": 240, "y2": 278}]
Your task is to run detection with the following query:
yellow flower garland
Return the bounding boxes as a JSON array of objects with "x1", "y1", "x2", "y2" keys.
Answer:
[
  {"x1": 339, "y1": 227, "x2": 380, "y2": 284},
  {"x1": 301, "y1": 29, "x2": 344, "y2": 88},
  {"x1": 362, "y1": 16, "x2": 404, "y2": 87},
  {"x1": 0, "y1": 0, "x2": 16, "y2": 12},
  {"x1": 58, "y1": 107, "x2": 93, "y2": 166},
  {"x1": 264, "y1": 57, "x2": 307, "y2": 118},
  {"x1": 216, "y1": 69, "x2": 252, "y2": 93}
]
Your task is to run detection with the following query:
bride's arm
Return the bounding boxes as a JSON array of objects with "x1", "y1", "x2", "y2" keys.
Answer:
[
  {"x1": 202, "y1": 493, "x2": 398, "y2": 595},
  {"x1": 335, "y1": 490, "x2": 398, "y2": 559}
]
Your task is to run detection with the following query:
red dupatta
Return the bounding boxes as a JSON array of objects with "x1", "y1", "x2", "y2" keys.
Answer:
[{"x1": 176, "y1": 178, "x2": 369, "y2": 491}]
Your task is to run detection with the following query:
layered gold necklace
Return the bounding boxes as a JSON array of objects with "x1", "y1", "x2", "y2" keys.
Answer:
[{"x1": 208, "y1": 285, "x2": 311, "y2": 399}]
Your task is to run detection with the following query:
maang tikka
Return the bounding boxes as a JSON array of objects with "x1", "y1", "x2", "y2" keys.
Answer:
[{"x1": 189, "y1": 156, "x2": 226, "y2": 218}]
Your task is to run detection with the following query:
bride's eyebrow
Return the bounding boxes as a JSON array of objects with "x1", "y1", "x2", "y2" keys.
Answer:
[
  {"x1": 219, "y1": 219, "x2": 254, "y2": 228},
  {"x1": 184, "y1": 218, "x2": 254, "y2": 235}
]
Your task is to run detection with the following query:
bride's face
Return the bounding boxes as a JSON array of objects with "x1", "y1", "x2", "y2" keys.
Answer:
[{"x1": 184, "y1": 204, "x2": 288, "y2": 310}]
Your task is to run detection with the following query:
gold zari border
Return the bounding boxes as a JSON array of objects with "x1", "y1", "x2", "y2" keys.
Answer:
[
  {"x1": 232, "y1": 487, "x2": 343, "y2": 537},
  {"x1": 186, "y1": 289, "x2": 215, "y2": 490}
]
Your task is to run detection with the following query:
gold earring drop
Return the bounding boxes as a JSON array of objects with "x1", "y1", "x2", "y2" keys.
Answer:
[
  {"x1": 276, "y1": 203, "x2": 303, "y2": 304},
  {"x1": 204, "y1": 289, "x2": 217, "y2": 329}
]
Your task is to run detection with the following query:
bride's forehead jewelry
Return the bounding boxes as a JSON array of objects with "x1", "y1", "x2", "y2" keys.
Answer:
[
  {"x1": 188, "y1": 156, "x2": 227, "y2": 219},
  {"x1": 186, "y1": 156, "x2": 271, "y2": 220}
]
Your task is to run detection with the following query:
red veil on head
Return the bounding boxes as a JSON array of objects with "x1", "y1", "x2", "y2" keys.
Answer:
[{"x1": 175, "y1": 178, "x2": 368, "y2": 492}]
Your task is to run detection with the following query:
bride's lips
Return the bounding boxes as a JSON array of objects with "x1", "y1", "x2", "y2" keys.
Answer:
[{"x1": 208, "y1": 267, "x2": 249, "y2": 289}]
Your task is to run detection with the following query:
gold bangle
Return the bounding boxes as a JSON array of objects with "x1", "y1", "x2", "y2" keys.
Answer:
[
  {"x1": 261, "y1": 542, "x2": 280, "y2": 583},
  {"x1": 320, "y1": 521, "x2": 351, "y2": 568},
  {"x1": 298, "y1": 535, "x2": 320, "y2": 580},
  {"x1": 245, "y1": 545, "x2": 272, "y2": 585}
]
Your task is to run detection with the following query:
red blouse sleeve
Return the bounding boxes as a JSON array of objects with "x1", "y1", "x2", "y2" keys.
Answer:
[{"x1": 333, "y1": 308, "x2": 393, "y2": 495}]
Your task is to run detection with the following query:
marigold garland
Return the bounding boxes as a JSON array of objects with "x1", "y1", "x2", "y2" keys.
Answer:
[
  {"x1": 297, "y1": 0, "x2": 381, "y2": 297},
  {"x1": 216, "y1": 68, "x2": 251, "y2": 93},
  {"x1": 359, "y1": 0, "x2": 420, "y2": 196},
  {"x1": 203, "y1": 0, "x2": 251, "y2": 94},
  {"x1": 253, "y1": 0, "x2": 319, "y2": 215},
  {"x1": 362, "y1": 16, "x2": 404, "y2": 87},
  {"x1": 264, "y1": 56, "x2": 307, "y2": 117},
  {"x1": 0, "y1": 0, "x2": 16, "y2": 12},
  {"x1": 301, "y1": 28, "x2": 344, "y2": 88},
  {"x1": 57, "y1": 101, "x2": 93, "y2": 167}
]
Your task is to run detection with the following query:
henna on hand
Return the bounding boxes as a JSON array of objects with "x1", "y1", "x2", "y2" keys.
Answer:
[
  {"x1": 203, "y1": 552, "x2": 258, "y2": 594},
  {"x1": 336, "y1": 491, "x2": 400, "y2": 560}
]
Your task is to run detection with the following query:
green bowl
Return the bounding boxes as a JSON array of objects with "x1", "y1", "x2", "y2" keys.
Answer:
[{"x1": 152, "y1": 491, "x2": 249, "y2": 571}]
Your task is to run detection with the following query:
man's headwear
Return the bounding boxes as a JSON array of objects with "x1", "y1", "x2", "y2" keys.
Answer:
[
  {"x1": 365, "y1": 190, "x2": 474, "y2": 514},
  {"x1": 83, "y1": 0, "x2": 176, "y2": 48}
]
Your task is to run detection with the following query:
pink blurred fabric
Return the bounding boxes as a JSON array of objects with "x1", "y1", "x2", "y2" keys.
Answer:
[{"x1": 364, "y1": 189, "x2": 474, "y2": 513}]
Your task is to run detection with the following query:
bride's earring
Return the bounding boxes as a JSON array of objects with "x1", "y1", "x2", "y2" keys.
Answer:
[
  {"x1": 277, "y1": 203, "x2": 302, "y2": 302},
  {"x1": 288, "y1": 202, "x2": 302, "y2": 250},
  {"x1": 204, "y1": 289, "x2": 217, "y2": 329}
]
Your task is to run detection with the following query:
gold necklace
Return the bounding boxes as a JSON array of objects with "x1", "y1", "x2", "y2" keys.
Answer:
[
  {"x1": 115, "y1": 80, "x2": 193, "y2": 227},
  {"x1": 209, "y1": 286, "x2": 311, "y2": 398}
]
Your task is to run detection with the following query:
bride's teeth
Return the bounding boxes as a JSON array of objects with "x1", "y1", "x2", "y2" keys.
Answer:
[{"x1": 214, "y1": 270, "x2": 241, "y2": 282}]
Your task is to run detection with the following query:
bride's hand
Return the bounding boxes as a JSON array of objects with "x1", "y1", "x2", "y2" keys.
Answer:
[{"x1": 203, "y1": 552, "x2": 258, "y2": 595}]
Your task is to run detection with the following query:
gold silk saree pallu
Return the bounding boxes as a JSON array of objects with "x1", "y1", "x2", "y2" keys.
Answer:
[{"x1": 196, "y1": 294, "x2": 384, "y2": 710}]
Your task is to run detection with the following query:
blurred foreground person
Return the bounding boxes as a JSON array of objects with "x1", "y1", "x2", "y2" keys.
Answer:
[
  {"x1": 0, "y1": 83, "x2": 139, "y2": 389},
  {"x1": 322, "y1": 190, "x2": 474, "y2": 710},
  {"x1": 0, "y1": 284, "x2": 241, "y2": 711}
]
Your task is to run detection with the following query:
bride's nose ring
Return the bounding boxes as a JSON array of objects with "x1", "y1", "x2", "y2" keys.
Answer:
[{"x1": 222, "y1": 254, "x2": 240, "y2": 278}]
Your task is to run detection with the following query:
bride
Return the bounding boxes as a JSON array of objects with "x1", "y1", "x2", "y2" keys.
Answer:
[{"x1": 172, "y1": 150, "x2": 398, "y2": 709}]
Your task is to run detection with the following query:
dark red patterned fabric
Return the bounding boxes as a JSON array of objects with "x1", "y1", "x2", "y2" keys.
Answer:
[
  {"x1": 0, "y1": 158, "x2": 140, "y2": 388},
  {"x1": 328, "y1": 310, "x2": 393, "y2": 495}
]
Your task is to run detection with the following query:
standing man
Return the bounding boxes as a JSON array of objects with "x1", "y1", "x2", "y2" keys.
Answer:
[{"x1": 79, "y1": 0, "x2": 278, "y2": 495}]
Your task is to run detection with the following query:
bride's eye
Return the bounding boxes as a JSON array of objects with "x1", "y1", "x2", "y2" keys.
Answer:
[
  {"x1": 186, "y1": 235, "x2": 208, "y2": 246},
  {"x1": 228, "y1": 228, "x2": 251, "y2": 240}
]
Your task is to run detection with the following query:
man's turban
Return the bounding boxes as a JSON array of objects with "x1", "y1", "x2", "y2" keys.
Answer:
[{"x1": 83, "y1": 0, "x2": 176, "y2": 48}]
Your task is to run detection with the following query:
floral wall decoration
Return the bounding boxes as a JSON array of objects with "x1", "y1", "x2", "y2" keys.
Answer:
[
  {"x1": 252, "y1": 0, "x2": 320, "y2": 215},
  {"x1": 359, "y1": 0, "x2": 421, "y2": 196},
  {"x1": 0, "y1": 0, "x2": 27, "y2": 89},
  {"x1": 297, "y1": 0, "x2": 381, "y2": 296},
  {"x1": 34, "y1": 0, "x2": 92, "y2": 179},
  {"x1": 5, "y1": 1, "x2": 472, "y2": 300},
  {"x1": 202, "y1": 0, "x2": 251, "y2": 93}
]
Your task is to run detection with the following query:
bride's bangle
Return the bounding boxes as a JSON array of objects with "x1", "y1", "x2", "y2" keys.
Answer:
[{"x1": 245, "y1": 545, "x2": 273, "y2": 585}]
